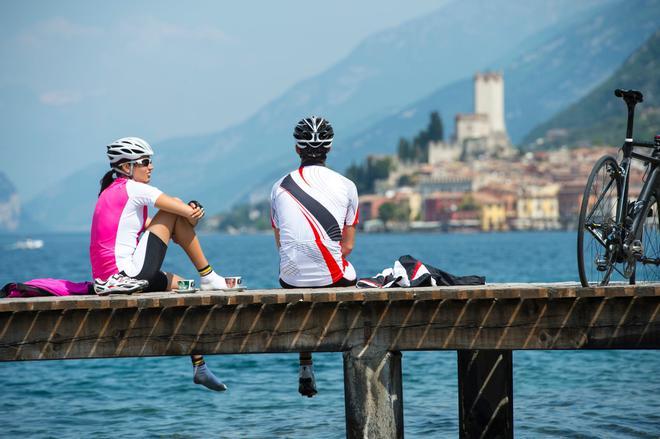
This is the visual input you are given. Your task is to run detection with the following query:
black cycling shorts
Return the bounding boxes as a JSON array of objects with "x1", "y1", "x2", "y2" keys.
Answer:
[{"x1": 121, "y1": 231, "x2": 169, "y2": 292}]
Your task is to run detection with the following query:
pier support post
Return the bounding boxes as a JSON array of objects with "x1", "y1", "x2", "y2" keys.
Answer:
[
  {"x1": 458, "y1": 350, "x2": 513, "y2": 439},
  {"x1": 343, "y1": 348, "x2": 404, "y2": 439}
]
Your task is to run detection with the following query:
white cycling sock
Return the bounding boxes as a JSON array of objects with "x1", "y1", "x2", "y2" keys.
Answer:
[{"x1": 200, "y1": 271, "x2": 227, "y2": 290}]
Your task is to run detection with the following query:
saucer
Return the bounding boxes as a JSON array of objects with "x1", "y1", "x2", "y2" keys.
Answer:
[{"x1": 174, "y1": 288, "x2": 197, "y2": 294}]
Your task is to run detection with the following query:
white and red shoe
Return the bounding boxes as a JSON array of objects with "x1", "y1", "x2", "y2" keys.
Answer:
[{"x1": 94, "y1": 273, "x2": 149, "y2": 296}]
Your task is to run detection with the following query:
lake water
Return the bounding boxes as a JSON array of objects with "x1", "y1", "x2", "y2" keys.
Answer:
[{"x1": 1, "y1": 231, "x2": 659, "y2": 438}]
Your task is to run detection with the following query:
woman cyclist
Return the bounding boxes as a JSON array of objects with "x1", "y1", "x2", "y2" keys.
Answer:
[{"x1": 90, "y1": 136, "x2": 228, "y2": 391}]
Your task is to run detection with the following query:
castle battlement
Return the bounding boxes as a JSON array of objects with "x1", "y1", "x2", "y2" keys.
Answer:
[{"x1": 474, "y1": 71, "x2": 503, "y2": 82}]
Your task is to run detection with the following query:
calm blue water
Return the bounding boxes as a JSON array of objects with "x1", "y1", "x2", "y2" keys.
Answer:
[{"x1": 1, "y1": 231, "x2": 659, "y2": 438}]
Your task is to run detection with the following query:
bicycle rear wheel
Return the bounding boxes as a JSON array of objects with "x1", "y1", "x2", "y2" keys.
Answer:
[
  {"x1": 631, "y1": 193, "x2": 660, "y2": 283},
  {"x1": 577, "y1": 155, "x2": 623, "y2": 287}
]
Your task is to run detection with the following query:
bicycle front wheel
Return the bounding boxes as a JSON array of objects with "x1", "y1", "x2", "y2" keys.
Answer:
[
  {"x1": 577, "y1": 155, "x2": 623, "y2": 287},
  {"x1": 632, "y1": 193, "x2": 660, "y2": 283}
]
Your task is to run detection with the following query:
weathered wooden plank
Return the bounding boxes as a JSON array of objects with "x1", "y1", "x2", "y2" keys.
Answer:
[
  {"x1": 3, "y1": 283, "x2": 660, "y2": 313},
  {"x1": 1, "y1": 294, "x2": 658, "y2": 361}
]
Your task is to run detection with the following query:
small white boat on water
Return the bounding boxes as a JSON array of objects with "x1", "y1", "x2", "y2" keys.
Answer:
[{"x1": 8, "y1": 239, "x2": 44, "y2": 250}]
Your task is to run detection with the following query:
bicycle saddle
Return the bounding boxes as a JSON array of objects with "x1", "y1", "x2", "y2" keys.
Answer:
[{"x1": 614, "y1": 89, "x2": 644, "y2": 103}]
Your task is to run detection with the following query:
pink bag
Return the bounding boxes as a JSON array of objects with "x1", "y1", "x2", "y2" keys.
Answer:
[{"x1": 1, "y1": 278, "x2": 93, "y2": 298}]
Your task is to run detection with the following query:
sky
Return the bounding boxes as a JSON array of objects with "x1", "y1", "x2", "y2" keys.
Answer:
[{"x1": 0, "y1": 1, "x2": 448, "y2": 199}]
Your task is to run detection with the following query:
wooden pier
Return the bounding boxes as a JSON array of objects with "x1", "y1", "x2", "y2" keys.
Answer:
[{"x1": 1, "y1": 282, "x2": 659, "y2": 438}]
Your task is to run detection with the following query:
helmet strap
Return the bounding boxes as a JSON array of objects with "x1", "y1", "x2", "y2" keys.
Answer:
[{"x1": 112, "y1": 163, "x2": 134, "y2": 178}]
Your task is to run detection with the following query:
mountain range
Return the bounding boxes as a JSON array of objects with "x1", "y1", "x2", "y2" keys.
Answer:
[
  {"x1": 25, "y1": 0, "x2": 660, "y2": 231},
  {"x1": 338, "y1": 0, "x2": 660, "y2": 170},
  {"x1": 522, "y1": 29, "x2": 660, "y2": 148}
]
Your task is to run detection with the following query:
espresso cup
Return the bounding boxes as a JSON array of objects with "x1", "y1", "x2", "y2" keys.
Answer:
[
  {"x1": 225, "y1": 276, "x2": 242, "y2": 288},
  {"x1": 177, "y1": 279, "x2": 195, "y2": 290}
]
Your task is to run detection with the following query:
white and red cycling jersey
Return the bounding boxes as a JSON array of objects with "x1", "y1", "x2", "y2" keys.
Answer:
[
  {"x1": 90, "y1": 177, "x2": 162, "y2": 280},
  {"x1": 271, "y1": 165, "x2": 359, "y2": 287}
]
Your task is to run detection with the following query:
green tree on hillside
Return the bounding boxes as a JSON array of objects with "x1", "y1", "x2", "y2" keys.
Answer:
[
  {"x1": 397, "y1": 138, "x2": 413, "y2": 162},
  {"x1": 428, "y1": 111, "x2": 444, "y2": 142},
  {"x1": 378, "y1": 201, "x2": 410, "y2": 223},
  {"x1": 346, "y1": 156, "x2": 393, "y2": 194},
  {"x1": 396, "y1": 111, "x2": 444, "y2": 163}
]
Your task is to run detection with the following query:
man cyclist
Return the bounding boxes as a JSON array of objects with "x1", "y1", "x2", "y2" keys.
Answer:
[{"x1": 270, "y1": 116, "x2": 359, "y2": 397}]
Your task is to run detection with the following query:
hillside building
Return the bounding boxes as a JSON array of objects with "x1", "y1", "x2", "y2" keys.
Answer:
[{"x1": 429, "y1": 71, "x2": 514, "y2": 164}]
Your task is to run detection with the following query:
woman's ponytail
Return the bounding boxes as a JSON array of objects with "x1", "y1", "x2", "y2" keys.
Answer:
[{"x1": 99, "y1": 170, "x2": 116, "y2": 196}]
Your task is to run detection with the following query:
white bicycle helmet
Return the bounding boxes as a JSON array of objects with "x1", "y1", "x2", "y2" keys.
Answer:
[
  {"x1": 293, "y1": 116, "x2": 334, "y2": 150},
  {"x1": 107, "y1": 137, "x2": 154, "y2": 166}
]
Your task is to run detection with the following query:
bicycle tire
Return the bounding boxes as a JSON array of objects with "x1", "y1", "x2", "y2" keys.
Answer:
[
  {"x1": 577, "y1": 155, "x2": 623, "y2": 287},
  {"x1": 631, "y1": 193, "x2": 660, "y2": 283}
]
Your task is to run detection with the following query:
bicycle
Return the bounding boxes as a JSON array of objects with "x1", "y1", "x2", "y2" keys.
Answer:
[{"x1": 577, "y1": 89, "x2": 660, "y2": 287}]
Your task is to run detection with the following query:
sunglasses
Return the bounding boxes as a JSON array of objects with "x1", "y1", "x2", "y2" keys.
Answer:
[{"x1": 129, "y1": 158, "x2": 152, "y2": 167}]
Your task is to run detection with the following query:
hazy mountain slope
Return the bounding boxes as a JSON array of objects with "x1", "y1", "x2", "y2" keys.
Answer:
[
  {"x1": 522, "y1": 30, "x2": 660, "y2": 148},
  {"x1": 0, "y1": 171, "x2": 44, "y2": 233},
  {"x1": 337, "y1": 0, "x2": 660, "y2": 167},
  {"x1": 26, "y1": 0, "x2": 617, "y2": 230},
  {"x1": 0, "y1": 171, "x2": 20, "y2": 232}
]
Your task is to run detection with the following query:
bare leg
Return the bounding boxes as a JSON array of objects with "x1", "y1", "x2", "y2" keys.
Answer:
[
  {"x1": 147, "y1": 210, "x2": 209, "y2": 270},
  {"x1": 146, "y1": 211, "x2": 226, "y2": 390},
  {"x1": 167, "y1": 273, "x2": 184, "y2": 291},
  {"x1": 299, "y1": 352, "x2": 317, "y2": 397}
]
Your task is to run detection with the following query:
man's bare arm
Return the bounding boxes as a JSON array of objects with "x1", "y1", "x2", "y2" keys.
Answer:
[
  {"x1": 341, "y1": 225, "x2": 356, "y2": 257},
  {"x1": 274, "y1": 228, "x2": 281, "y2": 249}
]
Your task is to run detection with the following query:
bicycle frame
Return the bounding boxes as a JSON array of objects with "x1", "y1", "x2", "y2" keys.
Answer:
[
  {"x1": 585, "y1": 93, "x2": 657, "y2": 246},
  {"x1": 578, "y1": 89, "x2": 659, "y2": 285},
  {"x1": 615, "y1": 90, "x2": 657, "y2": 237},
  {"x1": 615, "y1": 141, "x2": 659, "y2": 242}
]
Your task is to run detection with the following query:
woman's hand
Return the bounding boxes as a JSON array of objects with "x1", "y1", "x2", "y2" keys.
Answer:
[
  {"x1": 187, "y1": 200, "x2": 205, "y2": 227},
  {"x1": 154, "y1": 194, "x2": 205, "y2": 227}
]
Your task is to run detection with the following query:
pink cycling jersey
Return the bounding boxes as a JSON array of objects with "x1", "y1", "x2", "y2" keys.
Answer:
[{"x1": 90, "y1": 177, "x2": 162, "y2": 280}]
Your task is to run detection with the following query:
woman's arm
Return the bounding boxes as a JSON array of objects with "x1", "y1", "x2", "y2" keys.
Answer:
[
  {"x1": 154, "y1": 194, "x2": 205, "y2": 226},
  {"x1": 341, "y1": 225, "x2": 356, "y2": 258}
]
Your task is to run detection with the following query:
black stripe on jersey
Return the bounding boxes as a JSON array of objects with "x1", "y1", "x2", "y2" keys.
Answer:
[{"x1": 280, "y1": 174, "x2": 342, "y2": 242}]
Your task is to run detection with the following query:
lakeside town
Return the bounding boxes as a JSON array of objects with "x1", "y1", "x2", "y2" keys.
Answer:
[
  {"x1": 210, "y1": 72, "x2": 639, "y2": 234},
  {"x1": 356, "y1": 144, "x2": 617, "y2": 233}
]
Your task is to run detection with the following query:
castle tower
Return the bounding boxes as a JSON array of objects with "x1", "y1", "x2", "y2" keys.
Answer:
[{"x1": 474, "y1": 72, "x2": 506, "y2": 134}]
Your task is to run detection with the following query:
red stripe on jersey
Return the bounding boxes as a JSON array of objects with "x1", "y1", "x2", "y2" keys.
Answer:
[
  {"x1": 300, "y1": 209, "x2": 343, "y2": 282},
  {"x1": 281, "y1": 187, "x2": 328, "y2": 240},
  {"x1": 280, "y1": 187, "x2": 343, "y2": 282},
  {"x1": 298, "y1": 167, "x2": 310, "y2": 186},
  {"x1": 411, "y1": 260, "x2": 423, "y2": 280},
  {"x1": 348, "y1": 206, "x2": 360, "y2": 226}
]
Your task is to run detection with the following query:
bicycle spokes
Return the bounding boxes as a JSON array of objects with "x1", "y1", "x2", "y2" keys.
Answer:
[
  {"x1": 578, "y1": 155, "x2": 625, "y2": 286},
  {"x1": 634, "y1": 194, "x2": 660, "y2": 283}
]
